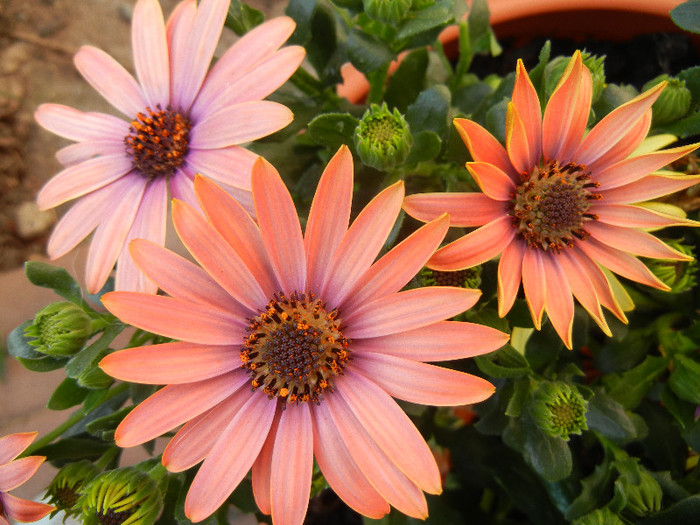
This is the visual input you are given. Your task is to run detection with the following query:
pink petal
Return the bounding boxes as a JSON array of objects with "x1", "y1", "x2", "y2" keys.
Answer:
[
  {"x1": 72, "y1": 45, "x2": 145, "y2": 117},
  {"x1": 252, "y1": 157, "x2": 306, "y2": 294},
  {"x1": 575, "y1": 83, "x2": 665, "y2": 167},
  {"x1": 115, "y1": 371, "x2": 248, "y2": 447},
  {"x1": 187, "y1": 146, "x2": 257, "y2": 190},
  {"x1": 172, "y1": 199, "x2": 267, "y2": 310},
  {"x1": 304, "y1": 146, "x2": 354, "y2": 294},
  {"x1": 0, "y1": 433, "x2": 36, "y2": 465},
  {"x1": 189, "y1": 101, "x2": 293, "y2": 149},
  {"x1": 600, "y1": 173, "x2": 700, "y2": 204},
  {"x1": 353, "y1": 353, "x2": 495, "y2": 406},
  {"x1": 497, "y1": 238, "x2": 526, "y2": 317},
  {"x1": 37, "y1": 155, "x2": 133, "y2": 210},
  {"x1": 115, "y1": 176, "x2": 168, "y2": 293},
  {"x1": 542, "y1": 52, "x2": 592, "y2": 163},
  {"x1": 557, "y1": 250, "x2": 610, "y2": 335},
  {"x1": 321, "y1": 182, "x2": 404, "y2": 306},
  {"x1": 271, "y1": 404, "x2": 313, "y2": 525},
  {"x1": 587, "y1": 221, "x2": 690, "y2": 260},
  {"x1": 164, "y1": 387, "x2": 254, "y2": 472},
  {"x1": 102, "y1": 291, "x2": 248, "y2": 344},
  {"x1": 322, "y1": 394, "x2": 428, "y2": 518},
  {"x1": 252, "y1": 410, "x2": 282, "y2": 515},
  {"x1": 522, "y1": 247, "x2": 546, "y2": 329},
  {"x1": 194, "y1": 175, "x2": 279, "y2": 298},
  {"x1": 184, "y1": 393, "x2": 277, "y2": 523},
  {"x1": 169, "y1": 168, "x2": 200, "y2": 211},
  {"x1": 595, "y1": 144, "x2": 700, "y2": 190},
  {"x1": 540, "y1": 253, "x2": 574, "y2": 349},
  {"x1": 338, "y1": 372, "x2": 441, "y2": 493},
  {"x1": 170, "y1": 0, "x2": 228, "y2": 112},
  {"x1": 85, "y1": 174, "x2": 145, "y2": 293},
  {"x1": 1, "y1": 493, "x2": 54, "y2": 523},
  {"x1": 35, "y1": 103, "x2": 131, "y2": 142},
  {"x1": 576, "y1": 237, "x2": 668, "y2": 290},
  {"x1": 505, "y1": 101, "x2": 535, "y2": 175},
  {"x1": 428, "y1": 215, "x2": 515, "y2": 271},
  {"x1": 0, "y1": 456, "x2": 44, "y2": 492},
  {"x1": 55, "y1": 141, "x2": 126, "y2": 167},
  {"x1": 311, "y1": 407, "x2": 389, "y2": 519},
  {"x1": 166, "y1": 0, "x2": 196, "y2": 63},
  {"x1": 569, "y1": 247, "x2": 627, "y2": 323},
  {"x1": 340, "y1": 214, "x2": 449, "y2": 313},
  {"x1": 100, "y1": 342, "x2": 241, "y2": 384},
  {"x1": 403, "y1": 192, "x2": 506, "y2": 227},
  {"x1": 512, "y1": 60, "x2": 542, "y2": 168},
  {"x1": 344, "y1": 287, "x2": 481, "y2": 339},
  {"x1": 129, "y1": 239, "x2": 246, "y2": 314},
  {"x1": 585, "y1": 110, "x2": 652, "y2": 173},
  {"x1": 132, "y1": 0, "x2": 170, "y2": 106},
  {"x1": 467, "y1": 161, "x2": 518, "y2": 201},
  {"x1": 351, "y1": 320, "x2": 509, "y2": 361},
  {"x1": 453, "y1": 118, "x2": 518, "y2": 181},
  {"x1": 592, "y1": 203, "x2": 698, "y2": 229}
]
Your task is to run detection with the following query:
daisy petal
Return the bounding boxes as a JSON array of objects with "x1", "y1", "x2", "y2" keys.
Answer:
[
  {"x1": 0, "y1": 433, "x2": 37, "y2": 464},
  {"x1": 453, "y1": 118, "x2": 518, "y2": 181},
  {"x1": 1, "y1": 493, "x2": 54, "y2": 523},
  {"x1": 505, "y1": 101, "x2": 534, "y2": 174},
  {"x1": 189, "y1": 101, "x2": 293, "y2": 149},
  {"x1": 592, "y1": 203, "x2": 698, "y2": 229},
  {"x1": 252, "y1": 411, "x2": 282, "y2": 515},
  {"x1": 344, "y1": 287, "x2": 481, "y2": 339},
  {"x1": 169, "y1": 168, "x2": 200, "y2": 210},
  {"x1": 166, "y1": 0, "x2": 196, "y2": 63},
  {"x1": 586, "y1": 110, "x2": 652, "y2": 173},
  {"x1": 311, "y1": 408, "x2": 389, "y2": 519},
  {"x1": 271, "y1": 404, "x2": 313, "y2": 525},
  {"x1": 132, "y1": 0, "x2": 169, "y2": 106},
  {"x1": 252, "y1": 157, "x2": 306, "y2": 294},
  {"x1": 353, "y1": 353, "x2": 495, "y2": 406},
  {"x1": 512, "y1": 60, "x2": 542, "y2": 166},
  {"x1": 341, "y1": 214, "x2": 448, "y2": 312},
  {"x1": 522, "y1": 247, "x2": 546, "y2": 329},
  {"x1": 466, "y1": 162, "x2": 516, "y2": 201},
  {"x1": 102, "y1": 292, "x2": 247, "y2": 344},
  {"x1": 0, "y1": 456, "x2": 44, "y2": 492},
  {"x1": 428, "y1": 215, "x2": 515, "y2": 271},
  {"x1": 72, "y1": 46, "x2": 147, "y2": 117},
  {"x1": 569, "y1": 248, "x2": 627, "y2": 323},
  {"x1": 403, "y1": 192, "x2": 506, "y2": 227},
  {"x1": 115, "y1": 371, "x2": 248, "y2": 447},
  {"x1": 185, "y1": 393, "x2": 277, "y2": 523},
  {"x1": 541, "y1": 253, "x2": 574, "y2": 349},
  {"x1": 600, "y1": 173, "x2": 700, "y2": 204},
  {"x1": 497, "y1": 239, "x2": 526, "y2": 317},
  {"x1": 55, "y1": 141, "x2": 126, "y2": 167},
  {"x1": 305, "y1": 146, "x2": 354, "y2": 294},
  {"x1": 586, "y1": 221, "x2": 691, "y2": 260},
  {"x1": 99, "y1": 342, "x2": 241, "y2": 384},
  {"x1": 351, "y1": 321, "x2": 508, "y2": 361},
  {"x1": 35, "y1": 104, "x2": 130, "y2": 142},
  {"x1": 188, "y1": 146, "x2": 257, "y2": 190}
]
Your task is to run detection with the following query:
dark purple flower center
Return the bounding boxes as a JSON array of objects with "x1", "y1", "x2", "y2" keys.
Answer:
[
  {"x1": 242, "y1": 291, "x2": 350, "y2": 406},
  {"x1": 124, "y1": 104, "x2": 191, "y2": 180},
  {"x1": 509, "y1": 160, "x2": 601, "y2": 251}
]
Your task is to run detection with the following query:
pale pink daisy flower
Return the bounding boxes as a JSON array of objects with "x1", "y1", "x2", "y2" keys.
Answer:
[
  {"x1": 35, "y1": 0, "x2": 304, "y2": 294},
  {"x1": 99, "y1": 146, "x2": 508, "y2": 524},
  {"x1": 404, "y1": 51, "x2": 700, "y2": 348},
  {"x1": 0, "y1": 432, "x2": 55, "y2": 524}
]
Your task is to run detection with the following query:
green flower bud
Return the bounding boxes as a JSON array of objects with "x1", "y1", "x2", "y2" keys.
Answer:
[
  {"x1": 546, "y1": 52, "x2": 606, "y2": 103},
  {"x1": 669, "y1": 354, "x2": 700, "y2": 405},
  {"x1": 354, "y1": 103, "x2": 412, "y2": 171},
  {"x1": 25, "y1": 302, "x2": 93, "y2": 356},
  {"x1": 618, "y1": 467, "x2": 663, "y2": 517},
  {"x1": 572, "y1": 508, "x2": 625, "y2": 525},
  {"x1": 363, "y1": 0, "x2": 413, "y2": 24},
  {"x1": 45, "y1": 460, "x2": 100, "y2": 518},
  {"x1": 643, "y1": 74, "x2": 692, "y2": 124},
  {"x1": 529, "y1": 381, "x2": 588, "y2": 441},
  {"x1": 647, "y1": 240, "x2": 697, "y2": 293},
  {"x1": 420, "y1": 266, "x2": 482, "y2": 289},
  {"x1": 76, "y1": 467, "x2": 164, "y2": 525}
]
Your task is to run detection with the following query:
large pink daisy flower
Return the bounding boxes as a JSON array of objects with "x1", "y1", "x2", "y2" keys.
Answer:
[
  {"x1": 404, "y1": 51, "x2": 700, "y2": 348},
  {"x1": 99, "y1": 146, "x2": 508, "y2": 524},
  {"x1": 35, "y1": 0, "x2": 304, "y2": 294},
  {"x1": 0, "y1": 432, "x2": 55, "y2": 524}
]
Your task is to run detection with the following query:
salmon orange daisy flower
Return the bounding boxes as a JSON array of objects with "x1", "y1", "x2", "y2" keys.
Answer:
[
  {"x1": 35, "y1": 0, "x2": 304, "y2": 294},
  {"x1": 99, "y1": 146, "x2": 508, "y2": 524},
  {"x1": 404, "y1": 51, "x2": 700, "y2": 348},
  {"x1": 0, "y1": 432, "x2": 55, "y2": 524}
]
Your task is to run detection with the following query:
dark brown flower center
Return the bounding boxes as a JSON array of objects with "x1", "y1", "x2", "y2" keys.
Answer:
[
  {"x1": 55, "y1": 485, "x2": 79, "y2": 509},
  {"x1": 509, "y1": 160, "x2": 601, "y2": 251},
  {"x1": 97, "y1": 507, "x2": 133, "y2": 525},
  {"x1": 124, "y1": 104, "x2": 191, "y2": 180},
  {"x1": 242, "y1": 292, "x2": 350, "y2": 405}
]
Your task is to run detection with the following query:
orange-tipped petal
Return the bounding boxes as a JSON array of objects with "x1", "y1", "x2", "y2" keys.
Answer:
[
  {"x1": 541, "y1": 253, "x2": 574, "y2": 349},
  {"x1": 570, "y1": 248, "x2": 627, "y2": 323},
  {"x1": 585, "y1": 110, "x2": 652, "y2": 173},
  {"x1": 1, "y1": 492, "x2": 54, "y2": 523},
  {"x1": 512, "y1": 60, "x2": 542, "y2": 168},
  {"x1": 593, "y1": 203, "x2": 699, "y2": 229},
  {"x1": 586, "y1": 221, "x2": 692, "y2": 261},
  {"x1": 466, "y1": 162, "x2": 517, "y2": 201},
  {"x1": 497, "y1": 239, "x2": 526, "y2": 317},
  {"x1": 0, "y1": 433, "x2": 37, "y2": 465},
  {"x1": 600, "y1": 173, "x2": 700, "y2": 204},
  {"x1": 403, "y1": 192, "x2": 505, "y2": 227},
  {"x1": 0, "y1": 456, "x2": 44, "y2": 492},
  {"x1": 453, "y1": 118, "x2": 518, "y2": 181},
  {"x1": 252, "y1": 411, "x2": 282, "y2": 515},
  {"x1": 522, "y1": 247, "x2": 546, "y2": 329},
  {"x1": 505, "y1": 101, "x2": 535, "y2": 174}
]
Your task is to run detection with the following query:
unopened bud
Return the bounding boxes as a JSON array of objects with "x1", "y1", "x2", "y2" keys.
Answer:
[
  {"x1": 572, "y1": 508, "x2": 625, "y2": 525},
  {"x1": 45, "y1": 460, "x2": 100, "y2": 518},
  {"x1": 648, "y1": 239, "x2": 697, "y2": 293},
  {"x1": 619, "y1": 467, "x2": 662, "y2": 517},
  {"x1": 529, "y1": 381, "x2": 588, "y2": 441},
  {"x1": 643, "y1": 74, "x2": 692, "y2": 124},
  {"x1": 25, "y1": 302, "x2": 92, "y2": 356},
  {"x1": 354, "y1": 103, "x2": 412, "y2": 170},
  {"x1": 363, "y1": 0, "x2": 413, "y2": 24}
]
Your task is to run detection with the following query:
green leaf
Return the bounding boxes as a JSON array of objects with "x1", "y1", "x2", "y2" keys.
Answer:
[
  {"x1": 565, "y1": 457, "x2": 616, "y2": 520},
  {"x1": 397, "y1": 0, "x2": 454, "y2": 41},
  {"x1": 670, "y1": 1, "x2": 700, "y2": 34},
  {"x1": 661, "y1": 110, "x2": 700, "y2": 139},
  {"x1": 346, "y1": 29, "x2": 397, "y2": 74},
  {"x1": 475, "y1": 344, "x2": 530, "y2": 379},
  {"x1": 7, "y1": 321, "x2": 67, "y2": 372},
  {"x1": 24, "y1": 261, "x2": 83, "y2": 304},
  {"x1": 32, "y1": 437, "x2": 111, "y2": 463},
  {"x1": 47, "y1": 377, "x2": 90, "y2": 410},
  {"x1": 523, "y1": 425, "x2": 573, "y2": 482},
  {"x1": 384, "y1": 48, "x2": 429, "y2": 111},
  {"x1": 65, "y1": 324, "x2": 123, "y2": 379},
  {"x1": 406, "y1": 85, "x2": 451, "y2": 136},
  {"x1": 638, "y1": 495, "x2": 700, "y2": 525},
  {"x1": 505, "y1": 377, "x2": 533, "y2": 417},
  {"x1": 404, "y1": 130, "x2": 442, "y2": 164},
  {"x1": 484, "y1": 98, "x2": 508, "y2": 142},
  {"x1": 679, "y1": 65, "x2": 700, "y2": 108},
  {"x1": 307, "y1": 112, "x2": 359, "y2": 151},
  {"x1": 586, "y1": 389, "x2": 638, "y2": 442},
  {"x1": 286, "y1": 0, "x2": 316, "y2": 45},
  {"x1": 637, "y1": 401, "x2": 687, "y2": 475},
  {"x1": 85, "y1": 406, "x2": 134, "y2": 438},
  {"x1": 602, "y1": 355, "x2": 668, "y2": 409},
  {"x1": 224, "y1": 0, "x2": 264, "y2": 35},
  {"x1": 669, "y1": 354, "x2": 700, "y2": 404}
]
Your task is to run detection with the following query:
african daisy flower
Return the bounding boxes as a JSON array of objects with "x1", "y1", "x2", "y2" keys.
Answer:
[
  {"x1": 404, "y1": 51, "x2": 700, "y2": 348},
  {"x1": 0, "y1": 432, "x2": 55, "y2": 524},
  {"x1": 99, "y1": 146, "x2": 508, "y2": 524},
  {"x1": 34, "y1": 0, "x2": 304, "y2": 294}
]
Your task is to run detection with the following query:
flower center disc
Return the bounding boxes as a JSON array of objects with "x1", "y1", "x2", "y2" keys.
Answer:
[
  {"x1": 241, "y1": 292, "x2": 350, "y2": 405},
  {"x1": 510, "y1": 160, "x2": 601, "y2": 251},
  {"x1": 97, "y1": 508, "x2": 133, "y2": 525},
  {"x1": 124, "y1": 104, "x2": 191, "y2": 180}
]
